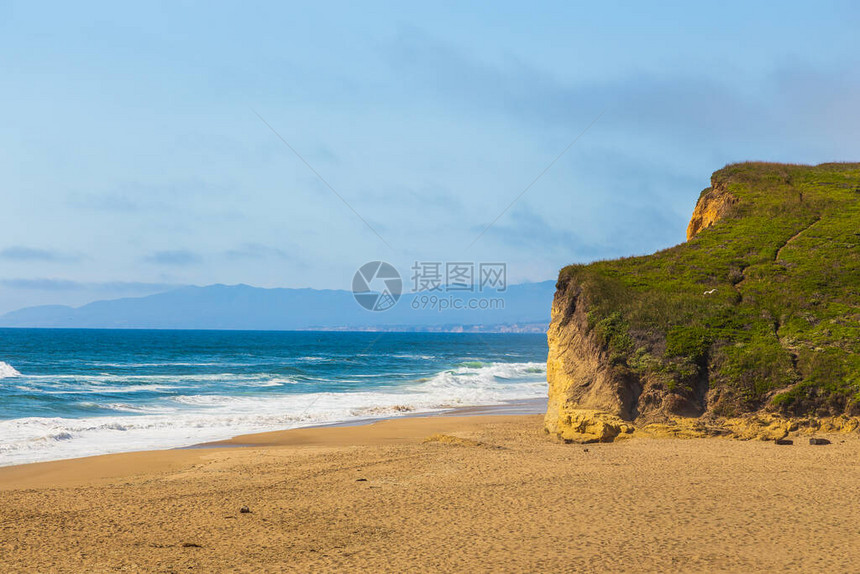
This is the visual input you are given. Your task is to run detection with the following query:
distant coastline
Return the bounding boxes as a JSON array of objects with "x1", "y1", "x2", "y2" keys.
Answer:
[
  {"x1": 313, "y1": 322, "x2": 547, "y2": 333},
  {"x1": 0, "y1": 281, "x2": 554, "y2": 331}
]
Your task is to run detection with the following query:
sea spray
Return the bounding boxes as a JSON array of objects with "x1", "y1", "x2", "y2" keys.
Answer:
[{"x1": 0, "y1": 361, "x2": 21, "y2": 378}]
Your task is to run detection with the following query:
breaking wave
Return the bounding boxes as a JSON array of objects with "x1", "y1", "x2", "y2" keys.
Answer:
[
  {"x1": 0, "y1": 361, "x2": 546, "y2": 466},
  {"x1": 0, "y1": 362, "x2": 21, "y2": 379}
]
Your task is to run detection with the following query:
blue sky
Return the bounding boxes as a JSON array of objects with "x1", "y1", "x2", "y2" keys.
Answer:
[{"x1": 1, "y1": 1, "x2": 859, "y2": 313}]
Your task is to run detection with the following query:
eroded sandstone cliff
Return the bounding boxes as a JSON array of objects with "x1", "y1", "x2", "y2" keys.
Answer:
[
  {"x1": 685, "y1": 180, "x2": 738, "y2": 240},
  {"x1": 544, "y1": 270, "x2": 708, "y2": 441},
  {"x1": 544, "y1": 282, "x2": 639, "y2": 441}
]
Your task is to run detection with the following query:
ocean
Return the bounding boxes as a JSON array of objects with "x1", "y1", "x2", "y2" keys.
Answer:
[{"x1": 0, "y1": 329, "x2": 547, "y2": 466}]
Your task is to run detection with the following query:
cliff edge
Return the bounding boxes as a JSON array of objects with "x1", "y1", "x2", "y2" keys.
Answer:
[
  {"x1": 685, "y1": 181, "x2": 738, "y2": 240},
  {"x1": 546, "y1": 162, "x2": 860, "y2": 441}
]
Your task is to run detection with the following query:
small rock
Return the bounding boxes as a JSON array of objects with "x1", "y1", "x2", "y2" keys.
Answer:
[
  {"x1": 583, "y1": 448, "x2": 589, "y2": 453},
  {"x1": 774, "y1": 438, "x2": 793, "y2": 445},
  {"x1": 355, "y1": 478, "x2": 368, "y2": 482},
  {"x1": 181, "y1": 542, "x2": 202, "y2": 548},
  {"x1": 240, "y1": 506, "x2": 251, "y2": 514},
  {"x1": 809, "y1": 437, "x2": 831, "y2": 445}
]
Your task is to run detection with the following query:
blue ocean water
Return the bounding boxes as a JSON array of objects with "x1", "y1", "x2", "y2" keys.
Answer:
[{"x1": 0, "y1": 329, "x2": 547, "y2": 466}]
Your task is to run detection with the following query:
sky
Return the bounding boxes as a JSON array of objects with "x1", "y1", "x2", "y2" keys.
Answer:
[{"x1": 1, "y1": 1, "x2": 859, "y2": 314}]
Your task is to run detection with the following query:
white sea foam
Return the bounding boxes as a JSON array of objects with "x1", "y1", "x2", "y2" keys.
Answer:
[
  {"x1": 17, "y1": 373, "x2": 298, "y2": 394},
  {"x1": 101, "y1": 402, "x2": 179, "y2": 414},
  {"x1": 0, "y1": 362, "x2": 21, "y2": 378},
  {"x1": 89, "y1": 361, "x2": 235, "y2": 368},
  {"x1": 0, "y1": 361, "x2": 547, "y2": 467}
]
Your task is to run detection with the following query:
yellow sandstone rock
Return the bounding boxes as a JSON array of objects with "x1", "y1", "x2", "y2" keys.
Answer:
[
  {"x1": 544, "y1": 284, "x2": 642, "y2": 438},
  {"x1": 721, "y1": 415, "x2": 796, "y2": 441},
  {"x1": 637, "y1": 418, "x2": 729, "y2": 439},
  {"x1": 556, "y1": 413, "x2": 860, "y2": 443},
  {"x1": 552, "y1": 409, "x2": 634, "y2": 443},
  {"x1": 686, "y1": 181, "x2": 738, "y2": 240}
]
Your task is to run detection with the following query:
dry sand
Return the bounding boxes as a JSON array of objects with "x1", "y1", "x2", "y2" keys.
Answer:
[{"x1": 2, "y1": 413, "x2": 860, "y2": 573}]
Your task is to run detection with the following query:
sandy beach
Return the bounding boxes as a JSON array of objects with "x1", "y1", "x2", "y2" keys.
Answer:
[{"x1": 2, "y1": 413, "x2": 859, "y2": 573}]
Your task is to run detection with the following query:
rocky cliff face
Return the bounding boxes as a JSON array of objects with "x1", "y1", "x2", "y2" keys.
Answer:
[
  {"x1": 685, "y1": 180, "x2": 738, "y2": 240},
  {"x1": 545, "y1": 162, "x2": 860, "y2": 442},
  {"x1": 544, "y1": 282, "x2": 638, "y2": 440},
  {"x1": 544, "y1": 274, "x2": 707, "y2": 440}
]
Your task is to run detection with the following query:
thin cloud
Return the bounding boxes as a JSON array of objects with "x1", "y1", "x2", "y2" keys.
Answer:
[
  {"x1": 68, "y1": 180, "x2": 237, "y2": 213},
  {"x1": 0, "y1": 279, "x2": 181, "y2": 292},
  {"x1": 143, "y1": 250, "x2": 203, "y2": 266},
  {"x1": 0, "y1": 278, "x2": 82, "y2": 291},
  {"x1": 383, "y1": 29, "x2": 860, "y2": 151},
  {"x1": 223, "y1": 243, "x2": 294, "y2": 261},
  {"x1": 483, "y1": 205, "x2": 584, "y2": 253},
  {"x1": 0, "y1": 246, "x2": 80, "y2": 262}
]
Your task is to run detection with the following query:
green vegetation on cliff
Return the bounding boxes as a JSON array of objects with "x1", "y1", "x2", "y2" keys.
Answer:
[{"x1": 560, "y1": 162, "x2": 860, "y2": 418}]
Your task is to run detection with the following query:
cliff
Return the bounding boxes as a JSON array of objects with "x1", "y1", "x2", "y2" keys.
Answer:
[
  {"x1": 685, "y1": 181, "x2": 738, "y2": 240},
  {"x1": 546, "y1": 162, "x2": 860, "y2": 441}
]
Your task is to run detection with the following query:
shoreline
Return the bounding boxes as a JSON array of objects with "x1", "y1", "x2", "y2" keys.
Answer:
[
  {"x1": 186, "y1": 397, "x2": 547, "y2": 449},
  {"x1": 0, "y1": 413, "x2": 544, "y2": 492},
  {"x1": 0, "y1": 399, "x2": 546, "y2": 487},
  {"x1": 0, "y1": 398, "x2": 547, "y2": 471}
]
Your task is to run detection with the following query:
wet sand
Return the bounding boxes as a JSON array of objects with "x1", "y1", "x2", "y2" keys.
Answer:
[{"x1": 2, "y1": 413, "x2": 859, "y2": 573}]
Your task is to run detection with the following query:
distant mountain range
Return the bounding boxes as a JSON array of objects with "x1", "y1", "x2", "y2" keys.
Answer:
[{"x1": 0, "y1": 281, "x2": 555, "y2": 332}]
